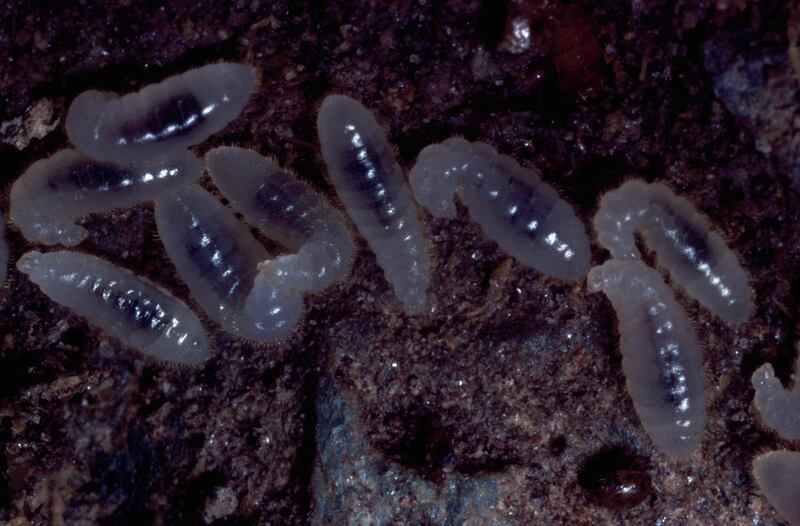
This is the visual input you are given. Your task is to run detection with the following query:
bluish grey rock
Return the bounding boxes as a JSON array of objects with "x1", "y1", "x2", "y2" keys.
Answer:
[{"x1": 312, "y1": 376, "x2": 520, "y2": 526}]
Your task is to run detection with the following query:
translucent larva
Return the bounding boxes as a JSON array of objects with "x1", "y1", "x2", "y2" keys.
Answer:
[
  {"x1": 10, "y1": 148, "x2": 202, "y2": 246},
  {"x1": 751, "y1": 354, "x2": 800, "y2": 440},
  {"x1": 588, "y1": 259, "x2": 706, "y2": 460},
  {"x1": 593, "y1": 179, "x2": 752, "y2": 324},
  {"x1": 154, "y1": 185, "x2": 303, "y2": 342},
  {"x1": 66, "y1": 63, "x2": 257, "y2": 163},
  {"x1": 409, "y1": 137, "x2": 591, "y2": 280},
  {"x1": 16, "y1": 250, "x2": 208, "y2": 365},
  {"x1": 752, "y1": 450, "x2": 800, "y2": 526},
  {"x1": 317, "y1": 94, "x2": 431, "y2": 314},
  {"x1": 205, "y1": 146, "x2": 354, "y2": 293}
]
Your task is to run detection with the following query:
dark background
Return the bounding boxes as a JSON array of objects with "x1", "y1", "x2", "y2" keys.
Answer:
[{"x1": 1, "y1": 0, "x2": 798, "y2": 524}]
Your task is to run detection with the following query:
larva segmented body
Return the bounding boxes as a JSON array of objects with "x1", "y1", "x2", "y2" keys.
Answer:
[
  {"x1": 752, "y1": 450, "x2": 800, "y2": 526},
  {"x1": 10, "y1": 149, "x2": 202, "y2": 246},
  {"x1": 317, "y1": 94, "x2": 431, "y2": 314},
  {"x1": 588, "y1": 259, "x2": 706, "y2": 460},
  {"x1": 154, "y1": 185, "x2": 303, "y2": 342},
  {"x1": 409, "y1": 137, "x2": 591, "y2": 280},
  {"x1": 66, "y1": 63, "x2": 257, "y2": 163},
  {"x1": 205, "y1": 146, "x2": 354, "y2": 293},
  {"x1": 751, "y1": 354, "x2": 800, "y2": 440},
  {"x1": 16, "y1": 250, "x2": 208, "y2": 365},
  {"x1": 594, "y1": 179, "x2": 752, "y2": 324}
]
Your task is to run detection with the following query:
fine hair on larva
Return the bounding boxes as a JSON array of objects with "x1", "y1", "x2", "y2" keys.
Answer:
[
  {"x1": 408, "y1": 137, "x2": 591, "y2": 281},
  {"x1": 10, "y1": 148, "x2": 202, "y2": 246},
  {"x1": 16, "y1": 250, "x2": 209, "y2": 365},
  {"x1": 752, "y1": 450, "x2": 800, "y2": 526},
  {"x1": 587, "y1": 258, "x2": 706, "y2": 461},
  {"x1": 66, "y1": 62, "x2": 258, "y2": 163},
  {"x1": 154, "y1": 184, "x2": 304, "y2": 343},
  {"x1": 751, "y1": 348, "x2": 800, "y2": 440},
  {"x1": 593, "y1": 179, "x2": 752, "y2": 324},
  {"x1": 204, "y1": 146, "x2": 354, "y2": 294},
  {"x1": 317, "y1": 94, "x2": 431, "y2": 315}
]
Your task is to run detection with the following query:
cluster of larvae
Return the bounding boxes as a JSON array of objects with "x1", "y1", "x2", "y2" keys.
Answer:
[
  {"x1": 589, "y1": 180, "x2": 752, "y2": 461},
  {"x1": 9, "y1": 62, "x2": 600, "y2": 366},
  {"x1": 10, "y1": 63, "x2": 358, "y2": 364},
  {"x1": 3, "y1": 62, "x2": 770, "y2": 479}
]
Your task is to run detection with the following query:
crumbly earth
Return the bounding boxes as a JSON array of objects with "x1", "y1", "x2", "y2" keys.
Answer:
[{"x1": 1, "y1": 0, "x2": 799, "y2": 524}]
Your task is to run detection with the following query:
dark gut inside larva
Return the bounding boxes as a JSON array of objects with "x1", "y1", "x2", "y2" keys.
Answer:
[
  {"x1": 48, "y1": 161, "x2": 132, "y2": 191},
  {"x1": 340, "y1": 142, "x2": 401, "y2": 228},
  {"x1": 650, "y1": 199, "x2": 715, "y2": 266},
  {"x1": 124, "y1": 93, "x2": 204, "y2": 144}
]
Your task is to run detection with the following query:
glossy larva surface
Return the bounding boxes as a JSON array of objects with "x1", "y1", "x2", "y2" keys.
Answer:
[
  {"x1": 66, "y1": 63, "x2": 257, "y2": 163},
  {"x1": 205, "y1": 146, "x2": 354, "y2": 293},
  {"x1": 317, "y1": 94, "x2": 430, "y2": 314},
  {"x1": 594, "y1": 179, "x2": 752, "y2": 324},
  {"x1": 154, "y1": 185, "x2": 303, "y2": 342},
  {"x1": 10, "y1": 149, "x2": 202, "y2": 246},
  {"x1": 588, "y1": 259, "x2": 706, "y2": 460},
  {"x1": 753, "y1": 450, "x2": 800, "y2": 526},
  {"x1": 751, "y1": 355, "x2": 800, "y2": 439},
  {"x1": 16, "y1": 250, "x2": 208, "y2": 365},
  {"x1": 409, "y1": 137, "x2": 590, "y2": 280}
]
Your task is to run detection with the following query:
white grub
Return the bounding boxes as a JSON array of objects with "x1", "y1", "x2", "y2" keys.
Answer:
[
  {"x1": 154, "y1": 185, "x2": 303, "y2": 342},
  {"x1": 66, "y1": 63, "x2": 257, "y2": 163},
  {"x1": 317, "y1": 94, "x2": 431, "y2": 314},
  {"x1": 594, "y1": 179, "x2": 752, "y2": 324},
  {"x1": 753, "y1": 450, "x2": 800, "y2": 526},
  {"x1": 205, "y1": 146, "x2": 354, "y2": 293},
  {"x1": 588, "y1": 259, "x2": 706, "y2": 460},
  {"x1": 10, "y1": 148, "x2": 202, "y2": 246},
  {"x1": 0, "y1": 218, "x2": 7, "y2": 285},
  {"x1": 752, "y1": 351, "x2": 800, "y2": 439},
  {"x1": 409, "y1": 137, "x2": 590, "y2": 280},
  {"x1": 16, "y1": 250, "x2": 208, "y2": 365}
]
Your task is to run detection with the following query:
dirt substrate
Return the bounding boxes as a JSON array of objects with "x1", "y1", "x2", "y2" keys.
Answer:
[{"x1": 1, "y1": 1, "x2": 799, "y2": 524}]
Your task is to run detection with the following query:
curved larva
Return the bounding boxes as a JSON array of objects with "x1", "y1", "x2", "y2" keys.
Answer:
[
  {"x1": 588, "y1": 259, "x2": 706, "y2": 460},
  {"x1": 154, "y1": 185, "x2": 303, "y2": 342},
  {"x1": 593, "y1": 179, "x2": 752, "y2": 324},
  {"x1": 16, "y1": 250, "x2": 208, "y2": 365},
  {"x1": 751, "y1": 355, "x2": 800, "y2": 439},
  {"x1": 66, "y1": 63, "x2": 257, "y2": 163},
  {"x1": 10, "y1": 148, "x2": 202, "y2": 246},
  {"x1": 205, "y1": 146, "x2": 354, "y2": 293},
  {"x1": 317, "y1": 94, "x2": 431, "y2": 314},
  {"x1": 409, "y1": 137, "x2": 591, "y2": 280},
  {"x1": 752, "y1": 450, "x2": 800, "y2": 526}
]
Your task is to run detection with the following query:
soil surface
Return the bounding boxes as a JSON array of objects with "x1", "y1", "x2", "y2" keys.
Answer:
[{"x1": 1, "y1": 1, "x2": 799, "y2": 524}]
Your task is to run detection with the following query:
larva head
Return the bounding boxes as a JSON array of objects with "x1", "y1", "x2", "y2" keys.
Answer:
[
  {"x1": 586, "y1": 263, "x2": 611, "y2": 294},
  {"x1": 16, "y1": 250, "x2": 43, "y2": 276},
  {"x1": 257, "y1": 231, "x2": 352, "y2": 293},
  {"x1": 317, "y1": 94, "x2": 390, "y2": 170},
  {"x1": 208, "y1": 62, "x2": 258, "y2": 104},
  {"x1": 65, "y1": 90, "x2": 114, "y2": 151},
  {"x1": 243, "y1": 273, "x2": 305, "y2": 342},
  {"x1": 750, "y1": 361, "x2": 800, "y2": 440},
  {"x1": 204, "y1": 145, "x2": 262, "y2": 188},
  {"x1": 408, "y1": 142, "x2": 460, "y2": 219}
]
